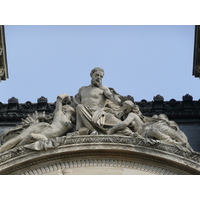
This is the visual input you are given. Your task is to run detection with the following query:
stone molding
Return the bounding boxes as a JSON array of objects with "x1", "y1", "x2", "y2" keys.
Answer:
[
  {"x1": 16, "y1": 158, "x2": 182, "y2": 175},
  {"x1": 0, "y1": 135, "x2": 200, "y2": 175}
]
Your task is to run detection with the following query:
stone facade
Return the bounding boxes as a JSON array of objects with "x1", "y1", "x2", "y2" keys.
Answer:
[
  {"x1": 0, "y1": 135, "x2": 200, "y2": 175},
  {"x1": 0, "y1": 25, "x2": 8, "y2": 82}
]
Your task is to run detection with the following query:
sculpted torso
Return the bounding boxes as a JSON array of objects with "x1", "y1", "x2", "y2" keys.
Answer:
[
  {"x1": 79, "y1": 85, "x2": 107, "y2": 109},
  {"x1": 43, "y1": 111, "x2": 71, "y2": 138},
  {"x1": 19, "y1": 110, "x2": 71, "y2": 140}
]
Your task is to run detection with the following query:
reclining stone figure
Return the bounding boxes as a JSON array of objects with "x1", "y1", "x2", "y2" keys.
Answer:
[
  {"x1": 0, "y1": 94, "x2": 75, "y2": 153},
  {"x1": 107, "y1": 100, "x2": 192, "y2": 149}
]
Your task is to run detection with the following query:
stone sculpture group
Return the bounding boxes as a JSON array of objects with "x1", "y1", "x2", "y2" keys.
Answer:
[{"x1": 0, "y1": 67, "x2": 192, "y2": 153}]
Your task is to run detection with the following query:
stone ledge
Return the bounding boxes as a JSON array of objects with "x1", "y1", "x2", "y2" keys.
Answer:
[{"x1": 0, "y1": 135, "x2": 200, "y2": 175}]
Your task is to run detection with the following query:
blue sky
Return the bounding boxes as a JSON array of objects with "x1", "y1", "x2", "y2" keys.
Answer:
[{"x1": 1, "y1": 25, "x2": 198, "y2": 103}]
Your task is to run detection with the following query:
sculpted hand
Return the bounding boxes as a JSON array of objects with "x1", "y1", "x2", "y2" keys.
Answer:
[
  {"x1": 58, "y1": 94, "x2": 69, "y2": 99},
  {"x1": 58, "y1": 94, "x2": 71, "y2": 103}
]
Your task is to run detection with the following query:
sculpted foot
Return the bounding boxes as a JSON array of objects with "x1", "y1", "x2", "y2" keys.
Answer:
[
  {"x1": 78, "y1": 127, "x2": 90, "y2": 135},
  {"x1": 125, "y1": 131, "x2": 137, "y2": 136},
  {"x1": 67, "y1": 131, "x2": 79, "y2": 137},
  {"x1": 136, "y1": 134, "x2": 144, "y2": 139},
  {"x1": 90, "y1": 131, "x2": 98, "y2": 135}
]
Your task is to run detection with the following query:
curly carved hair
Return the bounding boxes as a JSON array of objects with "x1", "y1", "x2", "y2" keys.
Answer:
[{"x1": 90, "y1": 67, "x2": 104, "y2": 77}]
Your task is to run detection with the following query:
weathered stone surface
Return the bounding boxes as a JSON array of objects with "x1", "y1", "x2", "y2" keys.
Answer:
[
  {"x1": 0, "y1": 135, "x2": 200, "y2": 175},
  {"x1": 45, "y1": 166, "x2": 155, "y2": 175},
  {"x1": 0, "y1": 94, "x2": 75, "y2": 153}
]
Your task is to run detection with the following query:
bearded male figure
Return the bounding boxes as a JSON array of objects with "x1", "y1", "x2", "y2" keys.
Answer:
[{"x1": 74, "y1": 67, "x2": 133, "y2": 135}]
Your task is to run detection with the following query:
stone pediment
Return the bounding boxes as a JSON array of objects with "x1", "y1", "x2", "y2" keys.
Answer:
[{"x1": 0, "y1": 135, "x2": 200, "y2": 175}]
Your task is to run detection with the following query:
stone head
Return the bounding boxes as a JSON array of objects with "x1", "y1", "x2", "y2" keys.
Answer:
[
  {"x1": 152, "y1": 115, "x2": 158, "y2": 119},
  {"x1": 62, "y1": 95, "x2": 71, "y2": 105},
  {"x1": 90, "y1": 67, "x2": 104, "y2": 87},
  {"x1": 62, "y1": 105, "x2": 75, "y2": 117},
  {"x1": 122, "y1": 100, "x2": 134, "y2": 114},
  {"x1": 158, "y1": 114, "x2": 169, "y2": 121}
]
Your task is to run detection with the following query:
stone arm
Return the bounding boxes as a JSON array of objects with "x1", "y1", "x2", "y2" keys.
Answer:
[
  {"x1": 73, "y1": 86, "x2": 86, "y2": 105},
  {"x1": 102, "y1": 85, "x2": 121, "y2": 106},
  {"x1": 55, "y1": 94, "x2": 70, "y2": 112},
  {"x1": 107, "y1": 112, "x2": 135, "y2": 134}
]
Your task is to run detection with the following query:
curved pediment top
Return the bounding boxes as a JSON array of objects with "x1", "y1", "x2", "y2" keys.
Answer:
[{"x1": 0, "y1": 135, "x2": 200, "y2": 175}]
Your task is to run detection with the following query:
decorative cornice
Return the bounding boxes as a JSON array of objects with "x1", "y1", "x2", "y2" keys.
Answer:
[
  {"x1": 15, "y1": 158, "x2": 183, "y2": 175},
  {"x1": 0, "y1": 135, "x2": 200, "y2": 175}
]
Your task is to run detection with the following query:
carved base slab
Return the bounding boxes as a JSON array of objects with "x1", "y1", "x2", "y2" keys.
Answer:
[{"x1": 0, "y1": 135, "x2": 200, "y2": 175}]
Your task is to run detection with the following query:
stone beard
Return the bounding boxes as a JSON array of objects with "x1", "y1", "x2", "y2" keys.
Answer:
[{"x1": 91, "y1": 71, "x2": 103, "y2": 87}]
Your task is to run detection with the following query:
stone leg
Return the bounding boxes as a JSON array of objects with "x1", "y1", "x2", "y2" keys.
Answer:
[
  {"x1": 16, "y1": 135, "x2": 33, "y2": 147},
  {"x1": 76, "y1": 104, "x2": 96, "y2": 132},
  {"x1": 0, "y1": 135, "x2": 22, "y2": 153},
  {"x1": 16, "y1": 133, "x2": 48, "y2": 147},
  {"x1": 167, "y1": 130, "x2": 187, "y2": 143},
  {"x1": 145, "y1": 128, "x2": 176, "y2": 144},
  {"x1": 76, "y1": 105, "x2": 133, "y2": 135},
  {"x1": 31, "y1": 133, "x2": 48, "y2": 141},
  {"x1": 104, "y1": 113, "x2": 133, "y2": 135}
]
